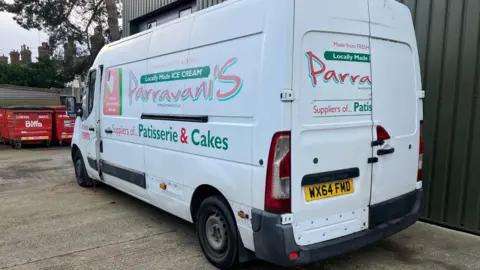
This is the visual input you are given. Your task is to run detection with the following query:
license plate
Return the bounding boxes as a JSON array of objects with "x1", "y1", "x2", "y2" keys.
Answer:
[{"x1": 304, "y1": 179, "x2": 354, "y2": 202}]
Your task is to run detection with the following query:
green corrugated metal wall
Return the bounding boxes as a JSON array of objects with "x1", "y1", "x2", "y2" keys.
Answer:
[{"x1": 402, "y1": 0, "x2": 480, "y2": 234}]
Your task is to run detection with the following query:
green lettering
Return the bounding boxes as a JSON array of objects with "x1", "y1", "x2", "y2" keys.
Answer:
[
  {"x1": 173, "y1": 132, "x2": 179, "y2": 142},
  {"x1": 208, "y1": 131, "x2": 215, "y2": 148},
  {"x1": 152, "y1": 129, "x2": 157, "y2": 139},
  {"x1": 354, "y1": 102, "x2": 360, "y2": 112},
  {"x1": 160, "y1": 130, "x2": 166, "y2": 141},
  {"x1": 192, "y1": 129, "x2": 200, "y2": 146},
  {"x1": 156, "y1": 130, "x2": 161, "y2": 140},
  {"x1": 165, "y1": 130, "x2": 171, "y2": 141},
  {"x1": 222, "y1": 138, "x2": 228, "y2": 150},
  {"x1": 139, "y1": 124, "x2": 144, "y2": 137},
  {"x1": 201, "y1": 134, "x2": 208, "y2": 147},
  {"x1": 214, "y1": 137, "x2": 222, "y2": 149},
  {"x1": 147, "y1": 126, "x2": 152, "y2": 138}
]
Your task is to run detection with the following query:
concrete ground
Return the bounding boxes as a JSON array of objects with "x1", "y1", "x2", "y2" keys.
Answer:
[{"x1": 0, "y1": 147, "x2": 479, "y2": 270}]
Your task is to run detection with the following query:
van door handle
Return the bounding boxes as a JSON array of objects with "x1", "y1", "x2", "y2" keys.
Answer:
[
  {"x1": 105, "y1": 128, "x2": 113, "y2": 134},
  {"x1": 89, "y1": 126, "x2": 95, "y2": 131},
  {"x1": 377, "y1": 148, "x2": 395, "y2": 156}
]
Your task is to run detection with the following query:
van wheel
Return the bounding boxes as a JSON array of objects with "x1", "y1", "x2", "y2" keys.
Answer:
[
  {"x1": 196, "y1": 196, "x2": 238, "y2": 269},
  {"x1": 73, "y1": 151, "x2": 94, "y2": 187}
]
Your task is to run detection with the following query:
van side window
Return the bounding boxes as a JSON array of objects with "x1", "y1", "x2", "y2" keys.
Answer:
[{"x1": 86, "y1": 70, "x2": 97, "y2": 118}]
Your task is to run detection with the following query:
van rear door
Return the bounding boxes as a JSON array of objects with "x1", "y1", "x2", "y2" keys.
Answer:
[
  {"x1": 368, "y1": 0, "x2": 422, "y2": 205},
  {"x1": 291, "y1": 0, "x2": 373, "y2": 246}
]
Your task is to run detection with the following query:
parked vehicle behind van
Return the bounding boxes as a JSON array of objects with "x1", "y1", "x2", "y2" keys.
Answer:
[{"x1": 66, "y1": 0, "x2": 424, "y2": 268}]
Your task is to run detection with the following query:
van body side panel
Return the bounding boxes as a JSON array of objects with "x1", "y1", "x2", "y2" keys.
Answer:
[
  {"x1": 143, "y1": 0, "x2": 267, "y2": 251},
  {"x1": 100, "y1": 33, "x2": 152, "y2": 200},
  {"x1": 251, "y1": 0, "x2": 295, "y2": 211},
  {"x1": 368, "y1": 0, "x2": 422, "y2": 204},
  {"x1": 291, "y1": 0, "x2": 373, "y2": 246}
]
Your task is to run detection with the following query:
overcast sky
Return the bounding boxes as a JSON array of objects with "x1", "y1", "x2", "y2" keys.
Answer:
[{"x1": 0, "y1": 11, "x2": 49, "y2": 61}]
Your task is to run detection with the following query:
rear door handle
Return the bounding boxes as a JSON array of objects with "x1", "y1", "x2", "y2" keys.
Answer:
[
  {"x1": 89, "y1": 126, "x2": 95, "y2": 131},
  {"x1": 105, "y1": 128, "x2": 113, "y2": 134},
  {"x1": 377, "y1": 148, "x2": 395, "y2": 156}
]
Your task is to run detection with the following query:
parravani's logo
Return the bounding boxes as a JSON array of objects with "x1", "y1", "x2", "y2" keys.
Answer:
[
  {"x1": 128, "y1": 57, "x2": 244, "y2": 106},
  {"x1": 305, "y1": 51, "x2": 371, "y2": 88}
]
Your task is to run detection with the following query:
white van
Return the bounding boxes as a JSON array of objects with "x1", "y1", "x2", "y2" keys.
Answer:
[{"x1": 66, "y1": 0, "x2": 424, "y2": 268}]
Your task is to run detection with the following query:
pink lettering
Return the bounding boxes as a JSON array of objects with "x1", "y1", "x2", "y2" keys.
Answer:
[
  {"x1": 181, "y1": 88, "x2": 193, "y2": 99},
  {"x1": 160, "y1": 90, "x2": 171, "y2": 101},
  {"x1": 216, "y1": 58, "x2": 243, "y2": 100},
  {"x1": 145, "y1": 89, "x2": 154, "y2": 100},
  {"x1": 350, "y1": 75, "x2": 360, "y2": 83},
  {"x1": 324, "y1": 70, "x2": 339, "y2": 83},
  {"x1": 340, "y1": 73, "x2": 350, "y2": 83},
  {"x1": 305, "y1": 51, "x2": 372, "y2": 87},
  {"x1": 170, "y1": 90, "x2": 181, "y2": 101},
  {"x1": 360, "y1": 76, "x2": 372, "y2": 85},
  {"x1": 129, "y1": 71, "x2": 139, "y2": 105},
  {"x1": 195, "y1": 82, "x2": 208, "y2": 100},
  {"x1": 306, "y1": 51, "x2": 326, "y2": 87},
  {"x1": 153, "y1": 90, "x2": 162, "y2": 101},
  {"x1": 127, "y1": 57, "x2": 244, "y2": 106}
]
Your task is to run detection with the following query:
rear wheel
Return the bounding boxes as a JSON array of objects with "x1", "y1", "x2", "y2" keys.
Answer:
[
  {"x1": 196, "y1": 196, "x2": 239, "y2": 269},
  {"x1": 73, "y1": 151, "x2": 94, "y2": 187}
]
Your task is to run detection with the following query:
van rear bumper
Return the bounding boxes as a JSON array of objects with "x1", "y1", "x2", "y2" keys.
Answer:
[{"x1": 251, "y1": 189, "x2": 423, "y2": 267}]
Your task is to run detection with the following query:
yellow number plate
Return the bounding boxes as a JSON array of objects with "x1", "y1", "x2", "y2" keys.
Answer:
[{"x1": 304, "y1": 179, "x2": 354, "y2": 202}]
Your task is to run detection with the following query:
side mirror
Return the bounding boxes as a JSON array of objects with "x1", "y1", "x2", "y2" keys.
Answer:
[{"x1": 66, "y1": 96, "x2": 79, "y2": 118}]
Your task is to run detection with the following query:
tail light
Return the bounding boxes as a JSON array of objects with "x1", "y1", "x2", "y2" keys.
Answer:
[
  {"x1": 265, "y1": 131, "x2": 291, "y2": 214},
  {"x1": 418, "y1": 124, "x2": 424, "y2": 182},
  {"x1": 376, "y1": 125, "x2": 391, "y2": 141}
]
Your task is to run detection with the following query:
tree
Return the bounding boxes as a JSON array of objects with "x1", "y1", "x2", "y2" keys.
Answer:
[
  {"x1": 0, "y1": 58, "x2": 72, "y2": 88},
  {"x1": 0, "y1": 0, "x2": 122, "y2": 77},
  {"x1": 105, "y1": 0, "x2": 121, "y2": 41}
]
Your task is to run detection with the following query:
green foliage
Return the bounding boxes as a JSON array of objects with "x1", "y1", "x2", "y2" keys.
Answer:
[
  {"x1": 0, "y1": 58, "x2": 73, "y2": 88},
  {"x1": 0, "y1": 0, "x2": 122, "y2": 78}
]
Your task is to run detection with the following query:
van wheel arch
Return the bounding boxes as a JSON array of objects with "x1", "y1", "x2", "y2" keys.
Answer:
[
  {"x1": 190, "y1": 185, "x2": 225, "y2": 223},
  {"x1": 190, "y1": 185, "x2": 255, "y2": 264},
  {"x1": 71, "y1": 144, "x2": 80, "y2": 162}
]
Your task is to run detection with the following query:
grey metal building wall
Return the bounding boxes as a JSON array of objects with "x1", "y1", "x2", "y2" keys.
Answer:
[
  {"x1": 401, "y1": 0, "x2": 480, "y2": 235},
  {"x1": 196, "y1": 0, "x2": 225, "y2": 10},
  {"x1": 122, "y1": 0, "x2": 224, "y2": 36}
]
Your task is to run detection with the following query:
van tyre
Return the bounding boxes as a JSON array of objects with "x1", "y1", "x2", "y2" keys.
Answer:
[
  {"x1": 73, "y1": 151, "x2": 94, "y2": 187},
  {"x1": 196, "y1": 195, "x2": 239, "y2": 269}
]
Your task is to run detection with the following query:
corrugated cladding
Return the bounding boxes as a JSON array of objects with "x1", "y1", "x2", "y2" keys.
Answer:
[
  {"x1": 122, "y1": 0, "x2": 224, "y2": 36},
  {"x1": 121, "y1": 0, "x2": 480, "y2": 234},
  {"x1": 196, "y1": 0, "x2": 224, "y2": 10},
  {"x1": 401, "y1": 0, "x2": 480, "y2": 234},
  {"x1": 123, "y1": 0, "x2": 179, "y2": 36}
]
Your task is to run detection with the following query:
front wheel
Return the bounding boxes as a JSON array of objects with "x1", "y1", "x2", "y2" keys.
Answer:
[
  {"x1": 73, "y1": 151, "x2": 94, "y2": 187},
  {"x1": 196, "y1": 196, "x2": 239, "y2": 270}
]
